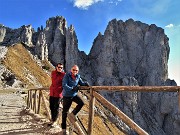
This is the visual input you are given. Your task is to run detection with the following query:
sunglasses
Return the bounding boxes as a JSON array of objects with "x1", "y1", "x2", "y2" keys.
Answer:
[
  {"x1": 57, "y1": 66, "x2": 63, "y2": 69},
  {"x1": 72, "y1": 69, "x2": 78, "y2": 71}
]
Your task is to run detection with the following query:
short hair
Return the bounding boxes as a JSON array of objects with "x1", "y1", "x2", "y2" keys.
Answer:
[
  {"x1": 56, "y1": 63, "x2": 63, "y2": 67},
  {"x1": 71, "y1": 65, "x2": 79, "y2": 69}
]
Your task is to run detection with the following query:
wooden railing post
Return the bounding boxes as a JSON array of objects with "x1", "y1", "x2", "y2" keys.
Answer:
[
  {"x1": 88, "y1": 88, "x2": 95, "y2": 135},
  {"x1": 41, "y1": 90, "x2": 51, "y2": 120},
  {"x1": 33, "y1": 90, "x2": 37, "y2": 113},
  {"x1": 30, "y1": 90, "x2": 33, "y2": 109},
  {"x1": 37, "y1": 90, "x2": 42, "y2": 114},
  {"x1": 27, "y1": 90, "x2": 30, "y2": 108}
]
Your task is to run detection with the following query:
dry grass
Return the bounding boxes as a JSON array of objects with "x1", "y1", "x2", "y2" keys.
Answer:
[
  {"x1": 3, "y1": 43, "x2": 51, "y2": 88},
  {"x1": 74, "y1": 91, "x2": 126, "y2": 135}
]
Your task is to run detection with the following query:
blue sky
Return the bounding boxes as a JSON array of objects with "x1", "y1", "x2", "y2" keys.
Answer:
[{"x1": 0, "y1": 0, "x2": 179, "y2": 85}]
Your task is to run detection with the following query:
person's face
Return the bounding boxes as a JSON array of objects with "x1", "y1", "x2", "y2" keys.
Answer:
[
  {"x1": 56, "y1": 64, "x2": 63, "y2": 72},
  {"x1": 71, "y1": 66, "x2": 79, "y2": 75}
]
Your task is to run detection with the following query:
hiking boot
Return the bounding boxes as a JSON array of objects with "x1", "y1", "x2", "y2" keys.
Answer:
[
  {"x1": 48, "y1": 121, "x2": 59, "y2": 128},
  {"x1": 68, "y1": 112, "x2": 77, "y2": 122}
]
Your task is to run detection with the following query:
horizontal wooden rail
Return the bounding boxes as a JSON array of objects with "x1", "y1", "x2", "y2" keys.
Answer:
[
  {"x1": 27, "y1": 86, "x2": 180, "y2": 92},
  {"x1": 28, "y1": 87, "x2": 49, "y2": 91},
  {"x1": 25, "y1": 86, "x2": 180, "y2": 135},
  {"x1": 90, "y1": 86, "x2": 180, "y2": 92}
]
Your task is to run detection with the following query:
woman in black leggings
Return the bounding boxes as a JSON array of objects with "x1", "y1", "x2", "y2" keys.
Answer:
[{"x1": 61, "y1": 65, "x2": 89, "y2": 134}]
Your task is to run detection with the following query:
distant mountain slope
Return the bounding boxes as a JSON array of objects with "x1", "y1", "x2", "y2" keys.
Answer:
[
  {"x1": 0, "y1": 16, "x2": 179, "y2": 135},
  {"x1": 2, "y1": 43, "x2": 51, "y2": 88}
]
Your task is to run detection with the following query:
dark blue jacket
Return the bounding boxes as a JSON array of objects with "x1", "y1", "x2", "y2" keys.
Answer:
[{"x1": 62, "y1": 72, "x2": 86, "y2": 97}]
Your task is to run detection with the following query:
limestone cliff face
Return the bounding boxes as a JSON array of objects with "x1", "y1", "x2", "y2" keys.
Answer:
[
  {"x1": 0, "y1": 25, "x2": 33, "y2": 46},
  {"x1": 88, "y1": 19, "x2": 179, "y2": 135},
  {"x1": 0, "y1": 25, "x2": 6, "y2": 42},
  {"x1": 89, "y1": 19, "x2": 170, "y2": 86},
  {"x1": 42, "y1": 16, "x2": 67, "y2": 64},
  {"x1": 0, "y1": 17, "x2": 179, "y2": 135}
]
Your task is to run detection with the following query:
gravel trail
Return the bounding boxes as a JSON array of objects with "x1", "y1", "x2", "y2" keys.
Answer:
[{"x1": 0, "y1": 92, "x2": 62, "y2": 135}]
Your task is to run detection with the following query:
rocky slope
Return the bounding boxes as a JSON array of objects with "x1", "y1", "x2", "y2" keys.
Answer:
[
  {"x1": 0, "y1": 44, "x2": 52, "y2": 88},
  {"x1": 0, "y1": 16, "x2": 179, "y2": 135}
]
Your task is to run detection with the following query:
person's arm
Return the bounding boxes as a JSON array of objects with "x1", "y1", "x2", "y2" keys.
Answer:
[
  {"x1": 78, "y1": 77, "x2": 90, "y2": 86},
  {"x1": 51, "y1": 71, "x2": 56, "y2": 85},
  {"x1": 62, "y1": 74, "x2": 73, "y2": 91}
]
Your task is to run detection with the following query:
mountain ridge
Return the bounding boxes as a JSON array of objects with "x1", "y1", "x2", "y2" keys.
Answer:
[{"x1": 0, "y1": 16, "x2": 179, "y2": 135}]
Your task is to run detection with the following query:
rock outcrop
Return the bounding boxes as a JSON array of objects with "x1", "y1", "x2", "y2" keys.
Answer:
[
  {"x1": 87, "y1": 19, "x2": 179, "y2": 135},
  {"x1": 0, "y1": 24, "x2": 6, "y2": 42},
  {"x1": 0, "y1": 16, "x2": 179, "y2": 135},
  {"x1": 89, "y1": 19, "x2": 170, "y2": 86},
  {"x1": 0, "y1": 25, "x2": 33, "y2": 46},
  {"x1": 0, "y1": 46, "x2": 23, "y2": 88}
]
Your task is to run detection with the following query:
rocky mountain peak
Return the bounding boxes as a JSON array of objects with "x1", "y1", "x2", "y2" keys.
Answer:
[
  {"x1": 89, "y1": 18, "x2": 170, "y2": 86},
  {"x1": 46, "y1": 16, "x2": 67, "y2": 34},
  {"x1": 0, "y1": 17, "x2": 179, "y2": 135}
]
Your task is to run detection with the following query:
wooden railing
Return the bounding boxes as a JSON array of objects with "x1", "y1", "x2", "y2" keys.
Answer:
[
  {"x1": 26, "y1": 86, "x2": 180, "y2": 135},
  {"x1": 26, "y1": 87, "x2": 51, "y2": 119}
]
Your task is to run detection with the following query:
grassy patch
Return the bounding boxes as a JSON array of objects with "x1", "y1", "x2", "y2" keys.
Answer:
[{"x1": 2, "y1": 44, "x2": 51, "y2": 88}]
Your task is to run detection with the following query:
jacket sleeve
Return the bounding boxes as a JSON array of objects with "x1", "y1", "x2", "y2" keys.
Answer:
[
  {"x1": 51, "y1": 71, "x2": 56, "y2": 85},
  {"x1": 62, "y1": 74, "x2": 73, "y2": 91},
  {"x1": 78, "y1": 77, "x2": 86, "y2": 86}
]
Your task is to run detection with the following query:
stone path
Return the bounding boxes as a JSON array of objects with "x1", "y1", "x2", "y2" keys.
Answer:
[{"x1": 0, "y1": 92, "x2": 62, "y2": 135}]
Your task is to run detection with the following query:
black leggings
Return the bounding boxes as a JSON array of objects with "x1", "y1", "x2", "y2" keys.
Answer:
[
  {"x1": 61, "y1": 94, "x2": 84, "y2": 129},
  {"x1": 49, "y1": 96, "x2": 60, "y2": 122}
]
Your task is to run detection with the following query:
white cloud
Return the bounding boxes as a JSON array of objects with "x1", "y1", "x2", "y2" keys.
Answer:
[
  {"x1": 72, "y1": 0, "x2": 103, "y2": 10},
  {"x1": 165, "y1": 24, "x2": 174, "y2": 28}
]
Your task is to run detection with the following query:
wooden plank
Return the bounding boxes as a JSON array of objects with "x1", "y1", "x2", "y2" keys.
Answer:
[
  {"x1": 24, "y1": 86, "x2": 180, "y2": 92},
  {"x1": 87, "y1": 88, "x2": 95, "y2": 135},
  {"x1": 32, "y1": 90, "x2": 35, "y2": 112},
  {"x1": 29, "y1": 87, "x2": 49, "y2": 91},
  {"x1": 32, "y1": 90, "x2": 37, "y2": 113},
  {"x1": 41, "y1": 90, "x2": 51, "y2": 120},
  {"x1": 30, "y1": 90, "x2": 33, "y2": 109},
  {"x1": 79, "y1": 86, "x2": 91, "y2": 90},
  {"x1": 34, "y1": 90, "x2": 37, "y2": 113},
  {"x1": 93, "y1": 91, "x2": 149, "y2": 135},
  {"x1": 76, "y1": 116, "x2": 87, "y2": 135},
  {"x1": 91, "y1": 86, "x2": 180, "y2": 92},
  {"x1": 27, "y1": 90, "x2": 30, "y2": 108},
  {"x1": 67, "y1": 117, "x2": 85, "y2": 135},
  {"x1": 37, "y1": 90, "x2": 42, "y2": 114}
]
